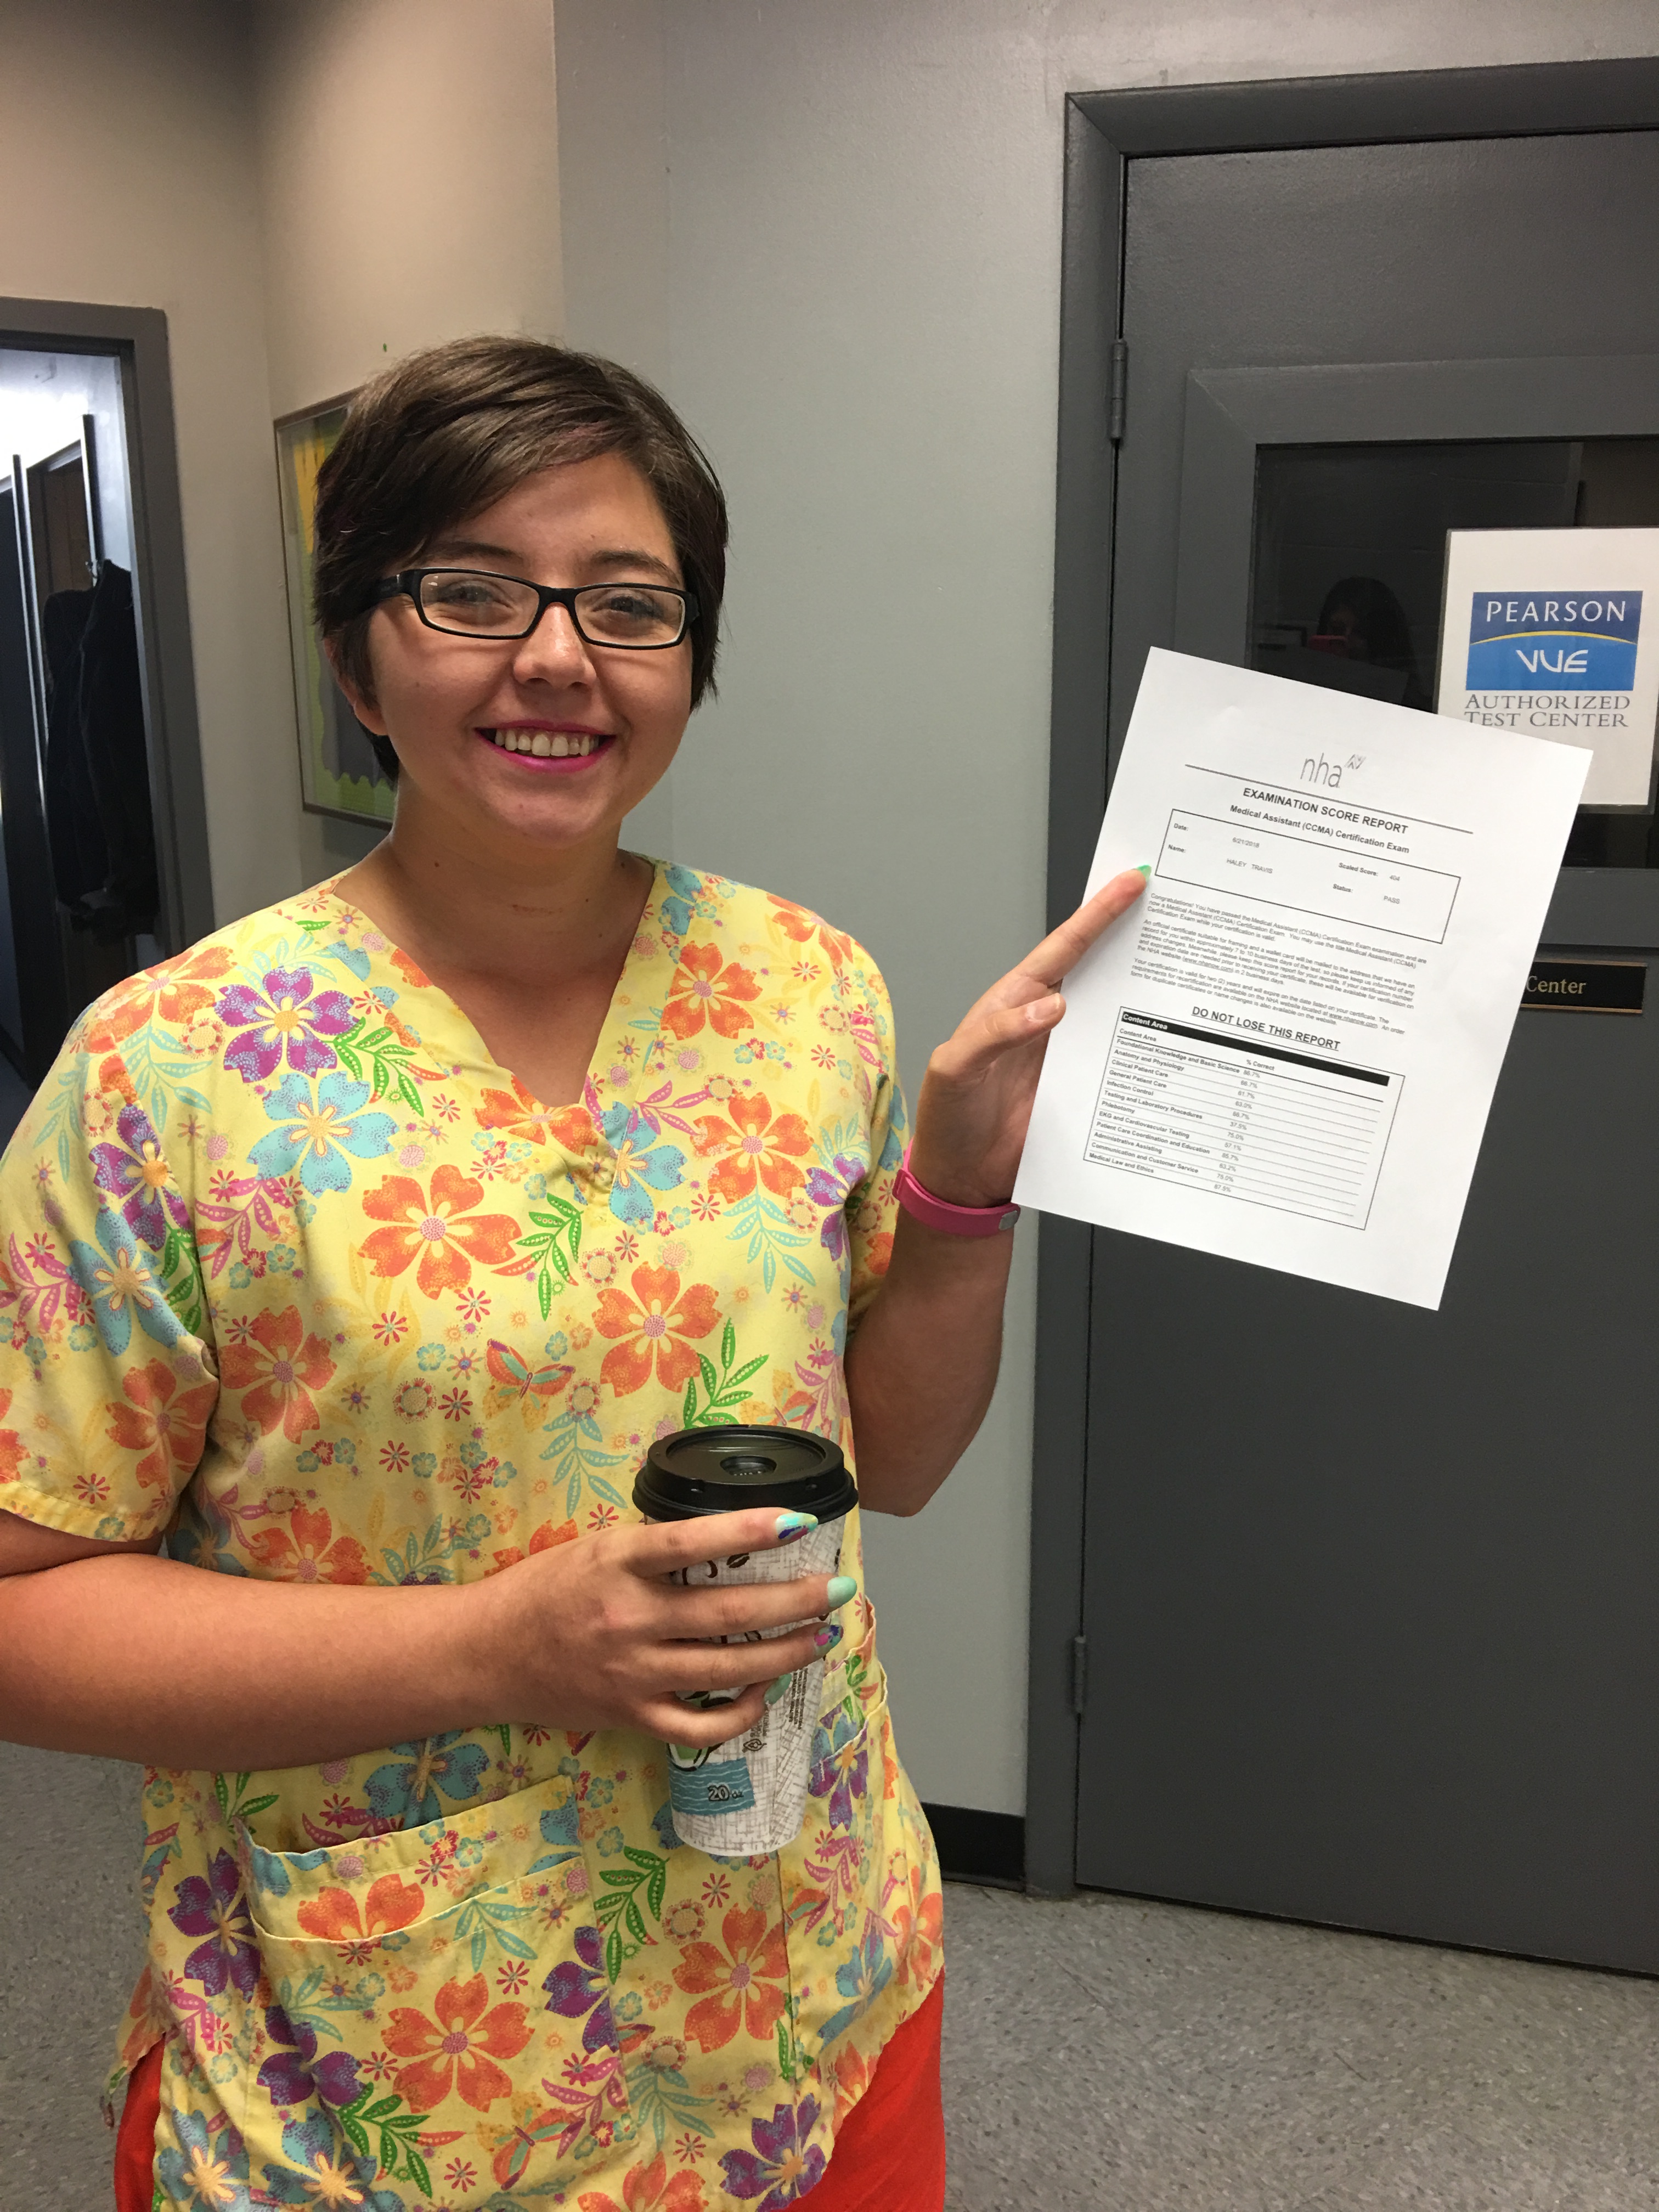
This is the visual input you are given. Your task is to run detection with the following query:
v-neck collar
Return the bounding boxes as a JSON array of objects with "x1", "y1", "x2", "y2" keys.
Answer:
[{"x1": 310, "y1": 858, "x2": 687, "y2": 1183}]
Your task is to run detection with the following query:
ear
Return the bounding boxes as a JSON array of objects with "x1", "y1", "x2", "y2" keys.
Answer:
[{"x1": 324, "y1": 637, "x2": 389, "y2": 736}]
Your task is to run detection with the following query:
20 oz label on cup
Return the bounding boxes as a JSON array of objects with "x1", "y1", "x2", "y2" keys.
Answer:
[{"x1": 668, "y1": 1752, "x2": 757, "y2": 1816}]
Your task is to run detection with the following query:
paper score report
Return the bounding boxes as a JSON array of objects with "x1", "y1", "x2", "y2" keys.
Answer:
[{"x1": 1014, "y1": 650, "x2": 1588, "y2": 1308}]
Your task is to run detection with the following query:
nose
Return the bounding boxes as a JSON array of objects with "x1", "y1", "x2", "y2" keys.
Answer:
[{"x1": 511, "y1": 600, "x2": 596, "y2": 687}]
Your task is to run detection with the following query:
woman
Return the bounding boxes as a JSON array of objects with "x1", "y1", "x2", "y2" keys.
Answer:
[{"x1": 0, "y1": 337, "x2": 1144, "y2": 2210}]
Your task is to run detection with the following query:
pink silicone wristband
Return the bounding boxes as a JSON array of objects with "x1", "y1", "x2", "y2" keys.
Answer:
[{"x1": 894, "y1": 1149, "x2": 1020, "y2": 1238}]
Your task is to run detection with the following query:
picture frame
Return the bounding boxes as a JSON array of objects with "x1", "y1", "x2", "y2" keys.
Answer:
[{"x1": 274, "y1": 392, "x2": 396, "y2": 825}]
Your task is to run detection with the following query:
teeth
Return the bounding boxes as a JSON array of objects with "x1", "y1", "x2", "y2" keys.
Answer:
[{"x1": 489, "y1": 730, "x2": 601, "y2": 757}]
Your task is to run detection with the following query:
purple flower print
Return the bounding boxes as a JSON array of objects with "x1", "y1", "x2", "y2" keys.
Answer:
[
  {"x1": 804, "y1": 1153, "x2": 867, "y2": 1263},
  {"x1": 167, "y1": 1847, "x2": 259, "y2": 1997},
  {"x1": 543, "y1": 1922, "x2": 620, "y2": 2053},
  {"x1": 257, "y1": 2002, "x2": 362, "y2": 2111},
  {"x1": 808, "y1": 1703, "x2": 868, "y2": 1834},
  {"x1": 217, "y1": 967, "x2": 354, "y2": 1085},
  {"x1": 88, "y1": 1103, "x2": 189, "y2": 1251},
  {"x1": 721, "y1": 2094, "x2": 826, "y2": 2208}
]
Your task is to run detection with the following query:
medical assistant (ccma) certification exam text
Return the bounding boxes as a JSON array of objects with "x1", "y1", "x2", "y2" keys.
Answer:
[{"x1": 1014, "y1": 650, "x2": 1589, "y2": 1309}]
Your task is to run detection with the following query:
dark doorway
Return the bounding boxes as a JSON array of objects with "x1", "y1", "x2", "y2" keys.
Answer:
[
  {"x1": 1034, "y1": 64, "x2": 1659, "y2": 1974},
  {"x1": 0, "y1": 309, "x2": 212, "y2": 1090}
]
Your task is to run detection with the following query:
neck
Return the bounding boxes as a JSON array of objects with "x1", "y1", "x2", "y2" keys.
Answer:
[{"x1": 336, "y1": 790, "x2": 650, "y2": 994}]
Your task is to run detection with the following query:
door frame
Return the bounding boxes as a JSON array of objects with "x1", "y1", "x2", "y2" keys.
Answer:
[
  {"x1": 1029, "y1": 57, "x2": 1659, "y2": 1896},
  {"x1": 0, "y1": 297, "x2": 215, "y2": 963}
]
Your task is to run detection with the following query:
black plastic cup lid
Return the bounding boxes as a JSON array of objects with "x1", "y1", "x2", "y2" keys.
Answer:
[{"x1": 634, "y1": 1424, "x2": 856, "y2": 1523}]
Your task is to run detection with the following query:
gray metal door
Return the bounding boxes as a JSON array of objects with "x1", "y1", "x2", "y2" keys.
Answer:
[{"x1": 1073, "y1": 123, "x2": 1659, "y2": 1968}]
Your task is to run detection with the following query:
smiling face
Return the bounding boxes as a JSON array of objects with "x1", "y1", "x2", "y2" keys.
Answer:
[{"x1": 340, "y1": 451, "x2": 694, "y2": 863}]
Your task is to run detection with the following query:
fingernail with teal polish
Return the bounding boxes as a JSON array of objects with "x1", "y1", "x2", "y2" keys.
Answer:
[
  {"x1": 814, "y1": 1624, "x2": 843, "y2": 1651},
  {"x1": 1136, "y1": 864, "x2": 1152, "y2": 877},
  {"x1": 825, "y1": 1575, "x2": 857, "y2": 1611},
  {"x1": 775, "y1": 1511, "x2": 818, "y2": 1542},
  {"x1": 765, "y1": 1672, "x2": 794, "y2": 1705}
]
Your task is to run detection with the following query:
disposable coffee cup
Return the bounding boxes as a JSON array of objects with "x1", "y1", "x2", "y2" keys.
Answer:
[{"x1": 634, "y1": 1424, "x2": 856, "y2": 1857}]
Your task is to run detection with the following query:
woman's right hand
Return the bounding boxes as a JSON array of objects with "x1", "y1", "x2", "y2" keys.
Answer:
[{"x1": 473, "y1": 1508, "x2": 848, "y2": 1746}]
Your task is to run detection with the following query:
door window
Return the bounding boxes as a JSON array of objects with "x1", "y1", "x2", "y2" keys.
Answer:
[{"x1": 1249, "y1": 438, "x2": 1659, "y2": 867}]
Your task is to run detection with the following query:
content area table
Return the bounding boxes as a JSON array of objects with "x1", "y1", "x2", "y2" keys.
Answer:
[{"x1": 1086, "y1": 1010, "x2": 1402, "y2": 1228}]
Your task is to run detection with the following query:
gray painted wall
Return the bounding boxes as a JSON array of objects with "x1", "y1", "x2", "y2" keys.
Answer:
[{"x1": 558, "y1": 0, "x2": 1659, "y2": 1816}]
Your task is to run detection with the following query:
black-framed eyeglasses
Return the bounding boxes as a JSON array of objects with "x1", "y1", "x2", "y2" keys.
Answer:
[{"x1": 368, "y1": 567, "x2": 698, "y2": 650}]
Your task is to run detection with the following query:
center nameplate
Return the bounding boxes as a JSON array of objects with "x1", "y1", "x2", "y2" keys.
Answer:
[{"x1": 1522, "y1": 960, "x2": 1646, "y2": 1014}]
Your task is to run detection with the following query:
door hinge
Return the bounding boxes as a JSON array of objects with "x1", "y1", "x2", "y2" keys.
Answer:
[
  {"x1": 1070, "y1": 1632, "x2": 1089, "y2": 1715},
  {"x1": 1107, "y1": 337, "x2": 1128, "y2": 443}
]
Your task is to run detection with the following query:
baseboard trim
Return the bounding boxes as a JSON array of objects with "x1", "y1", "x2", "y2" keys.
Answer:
[{"x1": 922, "y1": 1802, "x2": 1025, "y2": 1889}]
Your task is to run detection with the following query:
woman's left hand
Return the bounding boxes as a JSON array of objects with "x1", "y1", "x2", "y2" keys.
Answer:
[{"x1": 905, "y1": 868, "x2": 1148, "y2": 1207}]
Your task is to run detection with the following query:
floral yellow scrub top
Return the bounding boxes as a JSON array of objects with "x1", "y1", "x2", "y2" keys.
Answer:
[{"x1": 0, "y1": 864, "x2": 942, "y2": 2211}]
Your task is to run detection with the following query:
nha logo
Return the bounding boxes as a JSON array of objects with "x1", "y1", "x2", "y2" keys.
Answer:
[{"x1": 1300, "y1": 751, "x2": 1361, "y2": 788}]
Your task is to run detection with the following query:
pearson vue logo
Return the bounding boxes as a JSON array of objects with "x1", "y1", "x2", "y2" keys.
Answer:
[{"x1": 1465, "y1": 591, "x2": 1641, "y2": 690}]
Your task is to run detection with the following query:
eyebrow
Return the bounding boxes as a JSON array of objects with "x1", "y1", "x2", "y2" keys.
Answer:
[{"x1": 423, "y1": 537, "x2": 682, "y2": 585}]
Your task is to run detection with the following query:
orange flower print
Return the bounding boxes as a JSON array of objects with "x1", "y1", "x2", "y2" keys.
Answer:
[
  {"x1": 490, "y1": 1515, "x2": 579, "y2": 1572},
  {"x1": 360, "y1": 1165, "x2": 521, "y2": 1299},
  {"x1": 0, "y1": 1386, "x2": 22, "y2": 1482},
  {"x1": 247, "y1": 1502, "x2": 370, "y2": 1585},
  {"x1": 693, "y1": 1093, "x2": 812, "y2": 1205},
  {"x1": 217, "y1": 1306, "x2": 336, "y2": 1441},
  {"x1": 475, "y1": 1077, "x2": 598, "y2": 1155},
  {"x1": 383, "y1": 1972, "x2": 531, "y2": 2112},
  {"x1": 766, "y1": 894, "x2": 854, "y2": 972},
  {"x1": 78, "y1": 943, "x2": 236, "y2": 1053},
  {"x1": 578, "y1": 2153, "x2": 707, "y2": 2212},
  {"x1": 594, "y1": 1265, "x2": 720, "y2": 1397},
  {"x1": 889, "y1": 1866, "x2": 943, "y2": 1991},
  {"x1": 672, "y1": 1905, "x2": 791, "y2": 2052},
  {"x1": 661, "y1": 943, "x2": 761, "y2": 1042},
  {"x1": 295, "y1": 1874, "x2": 425, "y2": 1942},
  {"x1": 830, "y1": 2040, "x2": 871, "y2": 2128},
  {"x1": 103, "y1": 1360, "x2": 217, "y2": 1494}
]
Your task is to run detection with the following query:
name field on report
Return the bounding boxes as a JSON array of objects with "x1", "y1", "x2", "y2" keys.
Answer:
[
  {"x1": 1155, "y1": 806, "x2": 1462, "y2": 943},
  {"x1": 1085, "y1": 1009, "x2": 1404, "y2": 1231}
]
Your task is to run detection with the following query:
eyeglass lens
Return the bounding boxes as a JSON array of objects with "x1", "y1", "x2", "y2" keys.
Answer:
[{"x1": 416, "y1": 569, "x2": 686, "y2": 646}]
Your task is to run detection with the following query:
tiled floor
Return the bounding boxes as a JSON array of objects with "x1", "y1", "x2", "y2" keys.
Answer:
[
  {"x1": 3, "y1": 1746, "x2": 1657, "y2": 2209},
  {"x1": 940, "y1": 1883, "x2": 1659, "y2": 2210}
]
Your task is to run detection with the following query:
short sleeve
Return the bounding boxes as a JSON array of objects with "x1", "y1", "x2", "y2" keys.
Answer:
[
  {"x1": 0, "y1": 1025, "x2": 217, "y2": 1544},
  {"x1": 842, "y1": 943, "x2": 907, "y2": 1334}
]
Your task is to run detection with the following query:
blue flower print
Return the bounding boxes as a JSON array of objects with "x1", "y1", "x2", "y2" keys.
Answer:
[
  {"x1": 531, "y1": 1794, "x2": 580, "y2": 1868},
  {"x1": 66, "y1": 1204, "x2": 184, "y2": 1356},
  {"x1": 818, "y1": 1923, "x2": 893, "y2": 2045},
  {"x1": 247, "y1": 1073, "x2": 397, "y2": 1197},
  {"x1": 659, "y1": 862, "x2": 703, "y2": 941},
  {"x1": 323, "y1": 938, "x2": 371, "y2": 983},
  {"x1": 261, "y1": 2112, "x2": 399, "y2": 2210},
  {"x1": 248, "y1": 1843, "x2": 292, "y2": 1897},
  {"x1": 154, "y1": 2105, "x2": 252, "y2": 2210},
  {"x1": 601, "y1": 1103, "x2": 684, "y2": 1226},
  {"x1": 364, "y1": 1733, "x2": 492, "y2": 1826}
]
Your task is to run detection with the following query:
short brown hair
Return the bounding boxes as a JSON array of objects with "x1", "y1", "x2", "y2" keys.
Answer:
[{"x1": 312, "y1": 336, "x2": 727, "y2": 779}]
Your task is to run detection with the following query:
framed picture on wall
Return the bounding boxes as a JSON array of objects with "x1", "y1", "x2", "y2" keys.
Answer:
[{"x1": 274, "y1": 393, "x2": 396, "y2": 826}]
